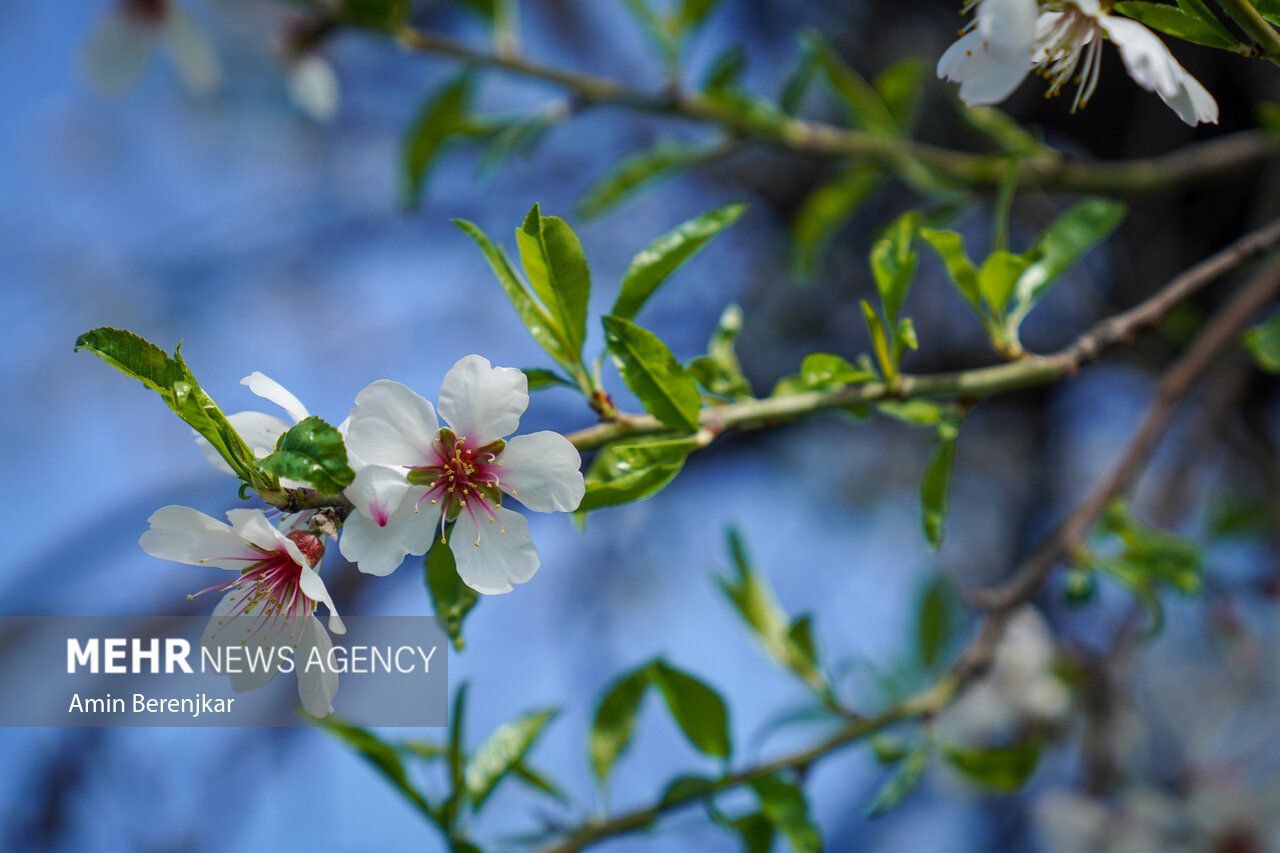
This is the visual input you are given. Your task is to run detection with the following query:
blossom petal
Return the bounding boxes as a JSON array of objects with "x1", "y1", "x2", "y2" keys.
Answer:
[
  {"x1": 299, "y1": 565, "x2": 346, "y2": 635},
  {"x1": 296, "y1": 615, "x2": 339, "y2": 717},
  {"x1": 451, "y1": 506, "x2": 539, "y2": 595},
  {"x1": 1099, "y1": 16, "x2": 1180, "y2": 98},
  {"x1": 140, "y1": 505, "x2": 259, "y2": 570},
  {"x1": 339, "y1": 494, "x2": 440, "y2": 577},
  {"x1": 241, "y1": 372, "x2": 309, "y2": 423},
  {"x1": 225, "y1": 508, "x2": 285, "y2": 555},
  {"x1": 201, "y1": 588, "x2": 304, "y2": 693},
  {"x1": 938, "y1": 30, "x2": 1032, "y2": 106},
  {"x1": 439, "y1": 355, "x2": 528, "y2": 446},
  {"x1": 499, "y1": 431, "x2": 585, "y2": 512},
  {"x1": 977, "y1": 0, "x2": 1039, "y2": 56},
  {"x1": 346, "y1": 380, "x2": 439, "y2": 468},
  {"x1": 1157, "y1": 66, "x2": 1219, "y2": 126},
  {"x1": 344, "y1": 463, "x2": 412, "y2": 527}
]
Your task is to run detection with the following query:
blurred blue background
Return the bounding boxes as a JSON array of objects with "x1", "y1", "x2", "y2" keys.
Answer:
[{"x1": 4, "y1": 1, "x2": 1280, "y2": 851}]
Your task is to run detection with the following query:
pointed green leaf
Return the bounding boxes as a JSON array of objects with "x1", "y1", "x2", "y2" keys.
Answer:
[
  {"x1": 867, "y1": 744, "x2": 929, "y2": 817},
  {"x1": 577, "y1": 436, "x2": 698, "y2": 513},
  {"x1": 1112, "y1": 2, "x2": 1237, "y2": 48},
  {"x1": 806, "y1": 31, "x2": 898, "y2": 136},
  {"x1": 590, "y1": 666, "x2": 651, "y2": 782},
  {"x1": 401, "y1": 75, "x2": 474, "y2": 209},
  {"x1": 465, "y1": 708, "x2": 558, "y2": 810},
  {"x1": 860, "y1": 300, "x2": 895, "y2": 380},
  {"x1": 751, "y1": 775, "x2": 821, "y2": 853},
  {"x1": 942, "y1": 743, "x2": 1042, "y2": 792},
  {"x1": 689, "y1": 303, "x2": 753, "y2": 398},
  {"x1": 578, "y1": 140, "x2": 718, "y2": 219},
  {"x1": 649, "y1": 660, "x2": 732, "y2": 760},
  {"x1": 311, "y1": 716, "x2": 433, "y2": 818},
  {"x1": 871, "y1": 211, "x2": 922, "y2": 325},
  {"x1": 919, "y1": 227, "x2": 982, "y2": 310},
  {"x1": 522, "y1": 367, "x2": 577, "y2": 391},
  {"x1": 791, "y1": 166, "x2": 883, "y2": 281},
  {"x1": 341, "y1": 0, "x2": 410, "y2": 30},
  {"x1": 602, "y1": 315, "x2": 701, "y2": 431},
  {"x1": 516, "y1": 204, "x2": 591, "y2": 359},
  {"x1": 425, "y1": 539, "x2": 478, "y2": 651},
  {"x1": 916, "y1": 577, "x2": 956, "y2": 668},
  {"x1": 452, "y1": 219, "x2": 577, "y2": 370},
  {"x1": 614, "y1": 202, "x2": 746, "y2": 319},
  {"x1": 920, "y1": 421, "x2": 959, "y2": 549},
  {"x1": 1011, "y1": 199, "x2": 1126, "y2": 321},
  {"x1": 873, "y1": 58, "x2": 927, "y2": 129},
  {"x1": 258, "y1": 416, "x2": 354, "y2": 494}
]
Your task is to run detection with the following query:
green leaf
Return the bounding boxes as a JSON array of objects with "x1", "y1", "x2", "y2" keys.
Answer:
[
  {"x1": 867, "y1": 743, "x2": 929, "y2": 817},
  {"x1": 649, "y1": 660, "x2": 732, "y2": 760},
  {"x1": 516, "y1": 204, "x2": 591, "y2": 360},
  {"x1": 752, "y1": 775, "x2": 821, "y2": 853},
  {"x1": 312, "y1": 716, "x2": 433, "y2": 818},
  {"x1": 791, "y1": 166, "x2": 884, "y2": 282},
  {"x1": 978, "y1": 250, "x2": 1030, "y2": 314},
  {"x1": 425, "y1": 539, "x2": 478, "y2": 651},
  {"x1": 674, "y1": 0, "x2": 722, "y2": 32},
  {"x1": 440, "y1": 684, "x2": 469, "y2": 831},
  {"x1": 919, "y1": 227, "x2": 982, "y2": 311},
  {"x1": 614, "y1": 202, "x2": 746, "y2": 319},
  {"x1": 510, "y1": 763, "x2": 569, "y2": 804},
  {"x1": 1113, "y1": 2, "x2": 1237, "y2": 49},
  {"x1": 860, "y1": 300, "x2": 895, "y2": 380},
  {"x1": 452, "y1": 219, "x2": 577, "y2": 370},
  {"x1": 1176, "y1": 0, "x2": 1238, "y2": 43},
  {"x1": 718, "y1": 528, "x2": 826, "y2": 691},
  {"x1": 522, "y1": 367, "x2": 577, "y2": 391},
  {"x1": 401, "y1": 75, "x2": 474, "y2": 209},
  {"x1": 942, "y1": 743, "x2": 1041, "y2": 792},
  {"x1": 806, "y1": 31, "x2": 899, "y2": 136},
  {"x1": 1011, "y1": 199, "x2": 1126, "y2": 322},
  {"x1": 799, "y1": 352, "x2": 874, "y2": 390},
  {"x1": 577, "y1": 436, "x2": 698, "y2": 513},
  {"x1": 1243, "y1": 310, "x2": 1280, "y2": 373},
  {"x1": 778, "y1": 36, "x2": 819, "y2": 115},
  {"x1": 920, "y1": 418, "x2": 959, "y2": 549},
  {"x1": 465, "y1": 708, "x2": 557, "y2": 810},
  {"x1": 878, "y1": 398, "x2": 947, "y2": 427},
  {"x1": 258, "y1": 416, "x2": 354, "y2": 494},
  {"x1": 702, "y1": 46, "x2": 747, "y2": 92},
  {"x1": 590, "y1": 666, "x2": 651, "y2": 782},
  {"x1": 873, "y1": 58, "x2": 927, "y2": 130},
  {"x1": 602, "y1": 315, "x2": 701, "y2": 431},
  {"x1": 74, "y1": 328, "x2": 265, "y2": 487},
  {"x1": 340, "y1": 0, "x2": 409, "y2": 30},
  {"x1": 578, "y1": 140, "x2": 718, "y2": 219},
  {"x1": 917, "y1": 578, "x2": 957, "y2": 670},
  {"x1": 660, "y1": 773, "x2": 718, "y2": 805},
  {"x1": 731, "y1": 813, "x2": 776, "y2": 853},
  {"x1": 871, "y1": 211, "x2": 922, "y2": 326},
  {"x1": 689, "y1": 304, "x2": 753, "y2": 399}
]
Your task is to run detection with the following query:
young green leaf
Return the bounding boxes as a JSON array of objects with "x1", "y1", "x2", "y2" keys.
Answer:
[
  {"x1": 916, "y1": 576, "x2": 956, "y2": 668},
  {"x1": 920, "y1": 420, "x2": 959, "y2": 549},
  {"x1": 341, "y1": 0, "x2": 410, "y2": 30},
  {"x1": 465, "y1": 708, "x2": 558, "y2": 810},
  {"x1": 860, "y1": 300, "x2": 895, "y2": 380},
  {"x1": 590, "y1": 666, "x2": 651, "y2": 782},
  {"x1": 649, "y1": 660, "x2": 732, "y2": 760},
  {"x1": 425, "y1": 539, "x2": 478, "y2": 651},
  {"x1": 516, "y1": 204, "x2": 591, "y2": 360},
  {"x1": 799, "y1": 352, "x2": 874, "y2": 390},
  {"x1": 311, "y1": 716, "x2": 433, "y2": 818},
  {"x1": 918, "y1": 227, "x2": 982, "y2": 310},
  {"x1": 718, "y1": 528, "x2": 826, "y2": 692},
  {"x1": 866, "y1": 743, "x2": 930, "y2": 817},
  {"x1": 1010, "y1": 199, "x2": 1126, "y2": 322},
  {"x1": 791, "y1": 166, "x2": 884, "y2": 282},
  {"x1": 614, "y1": 202, "x2": 746, "y2": 320},
  {"x1": 578, "y1": 140, "x2": 719, "y2": 219},
  {"x1": 1112, "y1": 2, "x2": 1237, "y2": 48},
  {"x1": 74, "y1": 327, "x2": 266, "y2": 488},
  {"x1": 602, "y1": 315, "x2": 701, "y2": 431},
  {"x1": 873, "y1": 58, "x2": 927, "y2": 130},
  {"x1": 942, "y1": 743, "x2": 1042, "y2": 792},
  {"x1": 258, "y1": 416, "x2": 354, "y2": 494},
  {"x1": 977, "y1": 250, "x2": 1030, "y2": 315},
  {"x1": 871, "y1": 211, "x2": 923, "y2": 326},
  {"x1": 401, "y1": 75, "x2": 474, "y2": 210},
  {"x1": 805, "y1": 31, "x2": 899, "y2": 136},
  {"x1": 688, "y1": 303, "x2": 753, "y2": 398},
  {"x1": 452, "y1": 219, "x2": 577, "y2": 370},
  {"x1": 751, "y1": 775, "x2": 822, "y2": 853},
  {"x1": 1243, "y1": 310, "x2": 1280, "y2": 372},
  {"x1": 959, "y1": 104, "x2": 1045, "y2": 156},
  {"x1": 577, "y1": 436, "x2": 698, "y2": 514}
]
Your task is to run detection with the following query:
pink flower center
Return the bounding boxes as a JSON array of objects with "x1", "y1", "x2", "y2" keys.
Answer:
[
  {"x1": 195, "y1": 531, "x2": 325, "y2": 642},
  {"x1": 409, "y1": 431, "x2": 511, "y2": 546}
]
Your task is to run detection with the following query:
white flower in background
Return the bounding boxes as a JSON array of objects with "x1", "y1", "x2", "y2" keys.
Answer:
[
  {"x1": 195, "y1": 371, "x2": 310, "y2": 476},
  {"x1": 140, "y1": 506, "x2": 344, "y2": 716},
  {"x1": 937, "y1": 0, "x2": 1040, "y2": 106},
  {"x1": 287, "y1": 54, "x2": 340, "y2": 123},
  {"x1": 339, "y1": 355, "x2": 585, "y2": 594},
  {"x1": 82, "y1": 0, "x2": 221, "y2": 96},
  {"x1": 937, "y1": 606, "x2": 1070, "y2": 743},
  {"x1": 1034, "y1": 0, "x2": 1217, "y2": 125}
]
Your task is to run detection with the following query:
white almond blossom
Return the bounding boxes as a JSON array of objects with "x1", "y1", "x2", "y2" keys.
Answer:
[
  {"x1": 938, "y1": 0, "x2": 1218, "y2": 126},
  {"x1": 82, "y1": 0, "x2": 221, "y2": 96},
  {"x1": 140, "y1": 506, "x2": 344, "y2": 716},
  {"x1": 339, "y1": 355, "x2": 585, "y2": 594}
]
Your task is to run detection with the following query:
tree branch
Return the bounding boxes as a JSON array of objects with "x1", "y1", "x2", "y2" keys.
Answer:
[
  {"x1": 1216, "y1": 0, "x2": 1280, "y2": 64},
  {"x1": 539, "y1": 257, "x2": 1280, "y2": 853},
  {"x1": 381, "y1": 21, "x2": 1280, "y2": 194}
]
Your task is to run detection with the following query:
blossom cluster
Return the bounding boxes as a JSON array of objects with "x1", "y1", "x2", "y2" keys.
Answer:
[
  {"x1": 138, "y1": 355, "x2": 585, "y2": 714},
  {"x1": 937, "y1": 0, "x2": 1218, "y2": 126}
]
